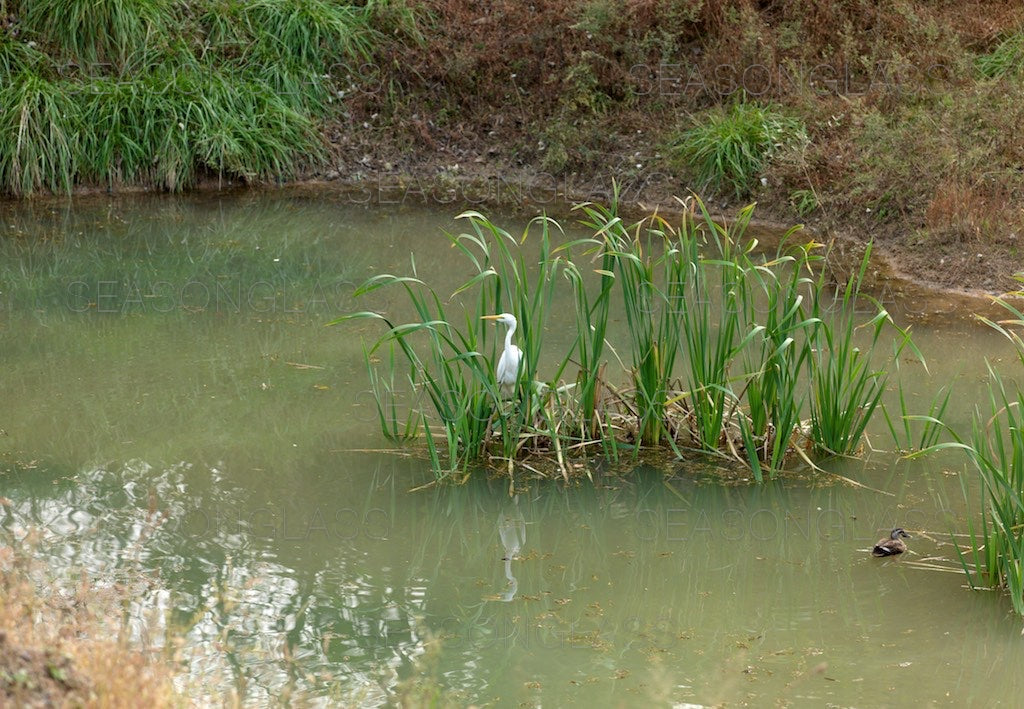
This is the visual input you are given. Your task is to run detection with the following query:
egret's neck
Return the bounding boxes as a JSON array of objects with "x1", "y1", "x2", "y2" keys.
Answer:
[{"x1": 504, "y1": 320, "x2": 517, "y2": 351}]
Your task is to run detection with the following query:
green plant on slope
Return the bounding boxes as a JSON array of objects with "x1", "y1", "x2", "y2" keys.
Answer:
[
  {"x1": 976, "y1": 32, "x2": 1024, "y2": 79},
  {"x1": 21, "y1": 0, "x2": 176, "y2": 69},
  {"x1": 678, "y1": 100, "x2": 806, "y2": 197},
  {"x1": 789, "y1": 188, "x2": 819, "y2": 217}
]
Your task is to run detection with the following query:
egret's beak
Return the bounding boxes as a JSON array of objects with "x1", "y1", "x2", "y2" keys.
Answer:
[{"x1": 480, "y1": 315, "x2": 501, "y2": 321}]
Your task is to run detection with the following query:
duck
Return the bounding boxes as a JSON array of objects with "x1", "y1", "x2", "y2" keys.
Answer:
[{"x1": 872, "y1": 527, "x2": 910, "y2": 556}]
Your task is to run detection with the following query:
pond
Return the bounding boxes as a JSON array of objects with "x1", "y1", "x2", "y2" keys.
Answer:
[{"x1": 0, "y1": 189, "x2": 1021, "y2": 706}]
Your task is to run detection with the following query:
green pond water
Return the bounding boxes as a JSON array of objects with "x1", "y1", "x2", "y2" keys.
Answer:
[{"x1": 1, "y1": 189, "x2": 1022, "y2": 706}]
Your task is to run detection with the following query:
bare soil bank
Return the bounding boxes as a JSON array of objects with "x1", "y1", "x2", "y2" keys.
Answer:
[{"x1": 320, "y1": 0, "x2": 1024, "y2": 298}]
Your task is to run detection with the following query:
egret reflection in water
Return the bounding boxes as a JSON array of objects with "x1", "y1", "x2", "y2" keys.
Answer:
[{"x1": 497, "y1": 495, "x2": 526, "y2": 602}]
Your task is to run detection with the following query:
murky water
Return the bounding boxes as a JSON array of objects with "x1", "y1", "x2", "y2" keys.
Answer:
[{"x1": 1, "y1": 189, "x2": 1022, "y2": 706}]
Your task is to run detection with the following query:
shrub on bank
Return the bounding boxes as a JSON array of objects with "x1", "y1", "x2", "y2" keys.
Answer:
[{"x1": 675, "y1": 100, "x2": 806, "y2": 198}]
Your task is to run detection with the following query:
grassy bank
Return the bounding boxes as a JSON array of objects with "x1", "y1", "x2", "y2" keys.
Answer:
[{"x1": 0, "y1": 0, "x2": 413, "y2": 194}]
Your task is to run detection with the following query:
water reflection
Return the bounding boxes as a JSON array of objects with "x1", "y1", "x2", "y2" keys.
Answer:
[
  {"x1": 3, "y1": 450, "x2": 1024, "y2": 705},
  {"x1": 497, "y1": 495, "x2": 526, "y2": 602}
]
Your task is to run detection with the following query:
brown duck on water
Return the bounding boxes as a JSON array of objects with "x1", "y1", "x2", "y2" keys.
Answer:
[{"x1": 872, "y1": 527, "x2": 910, "y2": 556}]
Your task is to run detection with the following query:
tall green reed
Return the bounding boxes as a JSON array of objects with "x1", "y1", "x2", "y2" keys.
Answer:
[
  {"x1": 738, "y1": 237, "x2": 821, "y2": 477},
  {"x1": 807, "y1": 244, "x2": 917, "y2": 457},
  {"x1": 677, "y1": 200, "x2": 759, "y2": 454},
  {"x1": 918, "y1": 296, "x2": 1024, "y2": 615},
  {"x1": 881, "y1": 358, "x2": 951, "y2": 454},
  {"x1": 450, "y1": 212, "x2": 568, "y2": 468},
  {"x1": 576, "y1": 200, "x2": 682, "y2": 447},
  {"x1": 337, "y1": 276, "x2": 492, "y2": 476},
  {"x1": 559, "y1": 234, "x2": 614, "y2": 441},
  {"x1": 364, "y1": 341, "x2": 420, "y2": 443},
  {"x1": 331, "y1": 211, "x2": 569, "y2": 477},
  {"x1": 965, "y1": 365, "x2": 1024, "y2": 615}
]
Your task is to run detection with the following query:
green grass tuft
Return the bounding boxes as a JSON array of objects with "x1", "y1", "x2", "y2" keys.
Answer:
[
  {"x1": 0, "y1": 73, "x2": 78, "y2": 195},
  {"x1": 788, "y1": 188, "x2": 818, "y2": 217},
  {"x1": 976, "y1": 32, "x2": 1024, "y2": 79},
  {"x1": 677, "y1": 100, "x2": 806, "y2": 198},
  {"x1": 21, "y1": 0, "x2": 176, "y2": 69}
]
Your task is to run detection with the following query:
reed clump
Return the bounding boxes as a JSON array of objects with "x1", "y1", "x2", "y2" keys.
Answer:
[
  {"x1": 919, "y1": 294, "x2": 1024, "y2": 616},
  {"x1": 334, "y1": 196, "x2": 913, "y2": 481}
]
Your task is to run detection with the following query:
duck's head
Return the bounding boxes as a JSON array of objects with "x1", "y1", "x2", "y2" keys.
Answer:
[{"x1": 890, "y1": 527, "x2": 910, "y2": 540}]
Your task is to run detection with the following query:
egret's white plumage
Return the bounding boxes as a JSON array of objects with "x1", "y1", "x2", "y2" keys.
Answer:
[{"x1": 482, "y1": 312, "x2": 523, "y2": 392}]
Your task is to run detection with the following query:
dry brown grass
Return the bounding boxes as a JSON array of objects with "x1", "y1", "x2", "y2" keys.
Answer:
[
  {"x1": 0, "y1": 543, "x2": 179, "y2": 708},
  {"x1": 925, "y1": 179, "x2": 1021, "y2": 244},
  {"x1": 334, "y1": 0, "x2": 1024, "y2": 292},
  {"x1": 373, "y1": 0, "x2": 1024, "y2": 112},
  {"x1": 359, "y1": 0, "x2": 1024, "y2": 168}
]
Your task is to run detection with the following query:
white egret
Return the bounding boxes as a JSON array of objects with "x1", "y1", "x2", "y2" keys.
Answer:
[{"x1": 481, "y1": 312, "x2": 523, "y2": 392}]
